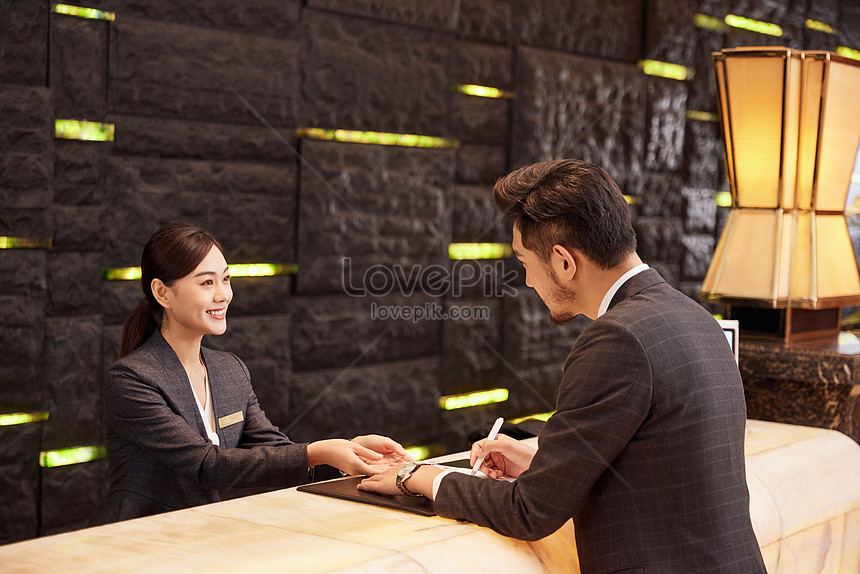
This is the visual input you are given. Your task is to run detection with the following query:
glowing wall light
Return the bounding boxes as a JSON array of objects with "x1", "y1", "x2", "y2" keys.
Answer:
[
  {"x1": 724, "y1": 14, "x2": 783, "y2": 36},
  {"x1": 837, "y1": 47, "x2": 860, "y2": 62},
  {"x1": 297, "y1": 128, "x2": 459, "y2": 149},
  {"x1": 103, "y1": 264, "x2": 298, "y2": 280},
  {"x1": 449, "y1": 84, "x2": 515, "y2": 99},
  {"x1": 623, "y1": 195, "x2": 639, "y2": 206},
  {"x1": 714, "y1": 191, "x2": 732, "y2": 207},
  {"x1": 404, "y1": 446, "x2": 431, "y2": 461},
  {"x1": 51, "y1": 4, "x2": 115, "y2": 21},
  {"x1": 638, "y1": 60, "x2": 694, "y2": 81},
  {"x1": 448, "y1": 243, "x2": 512, "y2": 260},
  {"x1": 509, "y1": 412, "x2": 554, "y2": 424},
  {"x1": 55, "y1": 119, "x2": 115, "y2": 142},
  {"x1": 439, "y1": 388, "x2": 509, "y2": 411},
  {"x1": 0, "y1": 236, "x2": 53, "y2": 249},
  {"x1": 686, "y1": 110, "x2": 719, "y2": 122},
  {"x1": 39, "y1": 445, "x2": 106, "y2": 468},
  {"x1": 805, "y1": 19, "x2": 835, "y2": 34},
  {"x1": 694, "y1": 13, "x2": 727, "y2": 32},
  {"x1": 0, "y1": 412, "x2": 49, "y2": 427}
]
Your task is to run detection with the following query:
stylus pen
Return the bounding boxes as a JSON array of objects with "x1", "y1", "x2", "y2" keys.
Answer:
[{"x1": 471, "y1": 417, "x2": 505, "y2": 476}]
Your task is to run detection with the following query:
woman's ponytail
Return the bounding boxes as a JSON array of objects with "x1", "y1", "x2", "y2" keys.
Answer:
[{"x1": 119, "y1": 299, "x2": 159, "y2": 358}]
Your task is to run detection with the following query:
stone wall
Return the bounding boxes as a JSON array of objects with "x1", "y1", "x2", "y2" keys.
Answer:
[{"x1": 1, "y1": 0, "x2": 857, "y2": 542}]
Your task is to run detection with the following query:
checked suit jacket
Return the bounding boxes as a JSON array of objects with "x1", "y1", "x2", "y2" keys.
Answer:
[
  {"x1": 89, "y1": 330, "x2": 308, "y2": 526},
  {"x1": 435, "y1": 269, "x2": 766, "y2": 574}
]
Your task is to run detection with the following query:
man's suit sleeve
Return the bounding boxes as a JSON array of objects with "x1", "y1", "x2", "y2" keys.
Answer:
[
  {"x1": 434, "y1": 318, "x2": 652, "y2": 540},
  {"x1": 105, "y1": 360, "x2": 309, "y2": 490}
]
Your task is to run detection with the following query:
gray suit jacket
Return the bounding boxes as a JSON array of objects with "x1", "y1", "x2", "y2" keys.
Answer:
[
  {"x1": 435, "y1": 270, "x2": 766, "y2": 574},
  {"x1": 89, "y1": 330, "x2": 308, "y2": 525}
]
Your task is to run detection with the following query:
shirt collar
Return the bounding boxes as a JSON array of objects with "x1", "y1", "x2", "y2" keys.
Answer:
[{"x1": 597, "y1": 263, "x2": 649, "y2": 317}]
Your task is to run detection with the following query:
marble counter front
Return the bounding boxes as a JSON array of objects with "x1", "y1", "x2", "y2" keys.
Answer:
[{"x1": 1, "y1": 420, "x2": 859, "y2": 573}]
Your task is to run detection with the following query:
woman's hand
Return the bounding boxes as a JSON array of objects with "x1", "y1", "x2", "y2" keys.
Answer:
[
  {"x1": 470, "y1": 434, "x2": 536, "y2": 479},
  {"x1": 307, "y1": 438, "x2": 408, "y2": 476},
  {"x1": 351, "y1": 434, "x2": 413, "y2": 465}
]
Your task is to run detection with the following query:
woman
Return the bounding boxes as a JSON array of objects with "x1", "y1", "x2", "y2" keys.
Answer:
[{"x1": 89, "y1": 223, "x2": 409, "y2": 525}]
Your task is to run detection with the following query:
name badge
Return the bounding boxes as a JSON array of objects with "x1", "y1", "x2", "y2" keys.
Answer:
[{"x1": 218, "y1": 411, "x2": 244, "y2": 429}]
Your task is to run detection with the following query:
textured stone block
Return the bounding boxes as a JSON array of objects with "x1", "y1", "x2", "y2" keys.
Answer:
[
  {"x1": 307, "y1": 0, "x2": 458, "y2": 32},
  {"x1": 645, "y1": 77, "x2": 687, "y2": 174},
  {"x1": 451, "y1": 184, "x2": 509, "y2": 243},
  {"x1": 500, "y1": 289, "x2": 591, "y2": 415},
  {"x1": 101, "y1": 279, "x2": 140, "y2": 327},
  {"x1": 301, "y1": 10, "x2": 450, "y2": 134},
  {"x1": 0, "y1": 250, "x2": 47, "y2": 296},
  {"x1": 94, "y1": 0, "x2": 301, "y2": 38},
  {"x1": 680, "y1": 233, "x2": 715, "y2": 281},
  {"x1": 290, "y1": 294, "x2": 441, "y2": 373},
  {"x1": 512, "y1": 47, "x2": 646, "y2": 194},
  {"x1": 645, "y1": 0, "x2": 697, "y2": 67},
  {"x1": 455, "y1": 144, "x2": 507, "y2": 184},
  {"x1": 682, "y1": 188, "x2": 717, "y2": 234},
  {"x1": 0, "y1": 154, "x2": 51, "y2": 208},
  {"x1": 633, "y1": 216, "x2": 684, "y2": 263},
  {"x1": 287, "y1": 358, "x2": 440, "y2": 445},
  {"x1": 0, "y1": 322, "x2": 44, "y2": 411},
  {"x1": 219, "y1": 276, "x2": 292, "y2": 317},
  {"x1": 440, "y1": 404, "x2": 506, "y2": 453},
  {"x1": 47, "y1": 252, "x2": 102, "y2": 316},
  {"x1": 684, "y1": 119, "x2": 725, "y2": 191},
  {"x1": 449, "y1": 40, "x2": 513, "y2": 89},
  {"x1": 296, "y1": 140, "x2": 453, "y2": 294},
  {"x1": 42, "y1": 317, "x2": 104, "y2": 450},
  {"x1": 843, "y1": 2, "x2": 860, "y2": 50},
  {"x1": 52, "y1": 206, "x2": 104, "y2": 252},
  {"x1": 0, "y1": 86, "x2": 53, "y2": 156},
  {"x1": 650, "y1": 260, "x2": 681, "y2": 288},
  {"x1": 109, "y1": 17, "x2": 300, "y2": 124},
  {"x1": 638, "y1": 172, "x2": 684, "y2": 218},
  {"x1": 0, "y1": 1, "x2": 47, "y2": 86},
  {"x1": 455, "y1": 0, "x2": 513, "y2": 44},
  {"x1": 40, "y1": 459, "x2": 108, "y2": 537},
  {"x1": 54, "y1": 141, "x2": 104, "y2": 207},
  {"x1": 449, "y1": 94, "x2": 509, "y2": 146},
  {"x1": 105, "y1": 156, "x2": 295, "y2": 264},
  {"x1": 514, "y1": 0, "x2": 643, "y2": 63},
  {"x1": 441, "y1": 298, "x2": 502, "y2": 394},
  {"x1": 111, "y1": 114, "x2": 299, "y2": 163},
  {"x1": 729, "y1": 0, "x2": 807, "y2": 28},
  {"x1": 0, "y1": 425, "x2": 41, "y2": 545},
  {"x1": 50, "y1": 15, "x2": 108, "y2": 120}
]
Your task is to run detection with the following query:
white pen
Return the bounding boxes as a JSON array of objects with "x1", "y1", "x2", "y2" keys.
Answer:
[{"x1": 471, "y1": 416, "x2": 505, "y2": 476}]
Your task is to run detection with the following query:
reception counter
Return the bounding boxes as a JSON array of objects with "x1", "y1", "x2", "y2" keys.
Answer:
[{"x1": 2, "y1": 419, "x2": 859, "y2": 573}]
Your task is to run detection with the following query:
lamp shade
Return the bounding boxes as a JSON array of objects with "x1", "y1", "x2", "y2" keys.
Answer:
[{"x1": 701, "y1": 47, "x2": 860, "y2": 310}]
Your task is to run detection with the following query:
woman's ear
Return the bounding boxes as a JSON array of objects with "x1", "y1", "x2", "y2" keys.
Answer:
[
  {"x1": 551, "y1": 244, "x2": 577, "y2": 281},
  {"x1": 151, "y1": 278, "x2": 171, "y2": 310}
]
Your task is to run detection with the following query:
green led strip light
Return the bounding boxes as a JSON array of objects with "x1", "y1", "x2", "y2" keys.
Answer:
[
  {"x1": 686, "y1": 110, "x2": 719, "y2": 122},
  {"x1": 448, "y1": 243, "x2": 512, "y2": 260},
  {"x1": 52, "y1": 3, "x2": 116, "y2": 21},
  {"x1": 297, "y1": 128, "x2": 459, "y2": 149},
  {"x1": 694, "y1": 13, "x2": 727, "y2": 32},
  {"x1": 0, "y1": 236, "x2": 53, "y2": 249},
  {"x1": 724, "y1": 14, "x2": 783, "y2": 36},
  {"x1": 837, "y1": 47, "x2": 860, "y2": 62},
  {"x1": 55, "y1": 119, "x2": 115, "y2": 142},
  {"x1": 449, "y1": 84, "x2": 515, "y2": 99},
  {"x1": 509, "y1": 411, "x2": 554, "y2": 424},
  {"x1": 39, "y1": 445, "x2": 106, "y2": 468},
  {"x1": 439, "y1": 388, "x2": 509, "y2": 411},
  {"x1": 103, "y1": 263, "x2": 298, "y2": 281},
  {"x1": 0, "y1": 412, "x2": 49, "y2": 427},
  {"x1": 715, "y1": 191, "x2": 732, "y2": 207},
  {"x1": 404, "y1": 446, "x2": 431, "y2": 461},
  {"x1": 623, "y1": 195, "x2": 639, "y2": 206},
  {"x1": 805, "y1": 19, "x2": 835, "y2": 34},
  {"x1": 638, "y1": 60, "x2": 693, "y2": 81}
]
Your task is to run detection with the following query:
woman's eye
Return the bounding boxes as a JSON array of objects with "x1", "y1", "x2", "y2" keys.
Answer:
[{"x1": 202, "y1": 279, "x2": 214, "y2": 286}]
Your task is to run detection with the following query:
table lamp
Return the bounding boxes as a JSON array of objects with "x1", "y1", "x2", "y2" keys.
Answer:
[{"x1": 701, "y1": 47, "x2": 860, "y2": 346}]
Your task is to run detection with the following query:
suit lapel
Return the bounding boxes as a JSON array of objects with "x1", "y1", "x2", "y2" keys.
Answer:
[
  {"x1": 201, "y1": 347, "x2": 243, "y2": 448},
  {"x1": 147, "y1": 330, "x2": 207, "y2": 438}
]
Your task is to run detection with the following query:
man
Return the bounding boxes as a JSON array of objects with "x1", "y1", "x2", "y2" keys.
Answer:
[{"x1": 360, "y1": 159, "x2": 766, "y2": 573}]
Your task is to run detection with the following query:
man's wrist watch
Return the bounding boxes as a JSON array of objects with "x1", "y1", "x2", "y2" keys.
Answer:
[{"x1": 395, "y1": 462, "x2": 424, "y2": 497}]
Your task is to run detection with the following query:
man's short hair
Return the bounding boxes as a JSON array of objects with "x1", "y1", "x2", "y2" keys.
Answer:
[{"x1": 493, "y1": 159, "x2": 637, "y2": 269}]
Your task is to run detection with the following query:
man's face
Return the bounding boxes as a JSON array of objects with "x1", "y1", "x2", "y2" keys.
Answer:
[{"x1": 512, "y1": 226, "x2": 578, "y2": 325}]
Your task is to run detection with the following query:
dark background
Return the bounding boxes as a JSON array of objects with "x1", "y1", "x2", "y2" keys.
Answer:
[{"x1": 2, "y1": 0, "x2": 857, "y2": 542}]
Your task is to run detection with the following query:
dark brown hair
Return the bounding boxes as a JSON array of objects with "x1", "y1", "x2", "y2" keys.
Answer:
[
  {"x1": 119, "y1": 223, "x2": 223, "y2": 357},
  {"x1": 493, "y1": 159, "x2": 636, "y2": 268}
]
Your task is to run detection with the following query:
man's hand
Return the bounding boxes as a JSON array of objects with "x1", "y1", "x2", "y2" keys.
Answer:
[
  {"x1": 356, "y1": 464, "x2": 402, "y2": 496},
  {"x1": 470, "y1": 434, "x2": 536, "y2": 479}
]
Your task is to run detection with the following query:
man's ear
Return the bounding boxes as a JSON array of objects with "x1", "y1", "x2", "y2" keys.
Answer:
[
  {"x1": 151, "y1": 278, "x2": 171, "y2": 310},
  {"x1": 551, "y1": 244, "x2": 577, "y2": 281}
]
